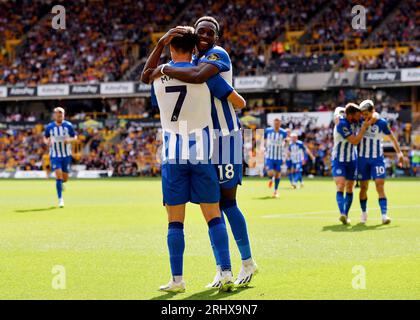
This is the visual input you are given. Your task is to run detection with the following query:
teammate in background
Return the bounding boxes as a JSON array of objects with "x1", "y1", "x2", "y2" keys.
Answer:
[
  {"x1": 334, "y1": 106, "x2": 346, "y2": 125},
  {"x1": 43, "y1": 107, "x2": 77, "y2": 208},
  {"x1": 142, "y1": 17, "x2": 257, "y2": 288},
  {"x1": 151, "y1": 28, "x2": 245, "y2": 293},
  {"x1": 332, "y1": 103, "x2": 373, "y2": 224},
  {"x1": 264, "y1": 118, "x2": 288, "y2": 197},
  {"x1": 288, "y1": 133, "x2": 315, "y2": 188},
  {"x1": 357, "y1": 100, "x2": 407, "y2": 224},
  {"x1": 283, "y1": 131, "x2": 294, "y2": 187}
]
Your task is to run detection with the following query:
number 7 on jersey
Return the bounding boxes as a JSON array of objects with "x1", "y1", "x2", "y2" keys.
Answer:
[{"x1": 165, "y1": 85, "x2": 187, "y2": 122}]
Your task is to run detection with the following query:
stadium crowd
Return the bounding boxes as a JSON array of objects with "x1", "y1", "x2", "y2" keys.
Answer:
[
  {"x1": 304, "y1": 0, "x2": 400, "y2": 48},
  {"x1": 0, "y1": 0, "x2": 187, "y2": 85},
  {"x1": 1, "y1": 0, "x2": 418, "y2": 82},
  {"x1": 0, "y1": 122, "x2": 161, "y2": 176},
  {"x1": 177, "y1": 0, "x2": 328, "y2": 75},
  {"x1": 0, "y1": 1, "x2": 418, "y2": 177},
  {"x1": 343, "y1": 47, "x2": 420, "y2": 70},
  {"x1": 369, "y1": 0, "x2": 419, "y2": 46}
]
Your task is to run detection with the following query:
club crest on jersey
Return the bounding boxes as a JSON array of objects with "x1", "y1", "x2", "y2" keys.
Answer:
[{"x1": 206, "y1": 53, "x2": 220, "y2": 61}]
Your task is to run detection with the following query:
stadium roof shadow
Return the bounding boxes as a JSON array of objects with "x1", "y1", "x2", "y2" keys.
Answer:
[
  {"x1": 14, "y1": 206, "x2": 57, "y2": 213},
  {"x1": 322, "y1": 223, "x2": 399, "y2": 232}
]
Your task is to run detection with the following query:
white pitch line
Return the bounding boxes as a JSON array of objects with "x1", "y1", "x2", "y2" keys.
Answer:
[{"x1": 261, "y1": 204, "x2": 420, "y2": 219}]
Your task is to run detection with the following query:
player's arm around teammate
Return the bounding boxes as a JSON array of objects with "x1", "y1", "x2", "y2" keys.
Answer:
[
  {"x1": 333, "y1": 104, "x2": 374, "y2": 224},
  {"x1": 141, "y1": 26, "x2": 245, "y2": 110},
  {"x1": 140, "y1": 26, "x2": 188, "y2": 84},
  {"x1": 147, "y1": 17, "x2": 257, "y2": 287},
  {"x1": 335, "y1": 118, "x2": 372, "y2": 191},
  {"x1": 152, "y1": 29, "x2": 237, "y2": 293}
]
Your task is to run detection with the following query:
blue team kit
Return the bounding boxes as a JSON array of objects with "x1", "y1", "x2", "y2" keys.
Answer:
[
  {"x1": 332, "y1": 117, "x2": 358, "y2": 180},
  {"x1": 333, "y1": 117, "x2": 391, "y2": 181},
  {"x1": 357, "y1": 118, "x2": 391, "y2": 180},
  {"x1": 151, "y1": 56, "x2": 242, "y2": 205},
  {"x1": 44, "y1": 121, "x2": 76, "y2": 173},
  {"x1": 264, "y1": 127, "x2": 288, "y2": 171},
  {"x1": 196, "y1": 46, "x2": 243, "y2": 189}
]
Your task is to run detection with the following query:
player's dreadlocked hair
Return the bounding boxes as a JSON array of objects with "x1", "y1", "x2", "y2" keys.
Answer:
[{"x1": 194, "y1": 16, "x2": 220, "y2": 34}]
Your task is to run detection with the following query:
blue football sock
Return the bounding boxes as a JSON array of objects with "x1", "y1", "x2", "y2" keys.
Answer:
[
  {"x1": 56, "y1": 179, "x2": 63, "y2": 199},
  {"x1": 379, "y1": 198, "x2": 387, "y2": 216},
  {"x1": 208, "y1": 217, "x2": 231, "y2": 271},
  {"x1": 221, "y1": 200, "x2": 252, "y2": 261},
  {"x1": 167, "y1": 222, "x2": 185, "y2": 277},
  {"x1": 274, "y1": 178, "x2": 280, "y2": 191},
  {"x1": 336, "y1": 191, "x2": 345, "y2": 215},
  {"x1": 298, "y1": 172, "x2": 303, "y2": 183},
  {"x1": 292, "y1": 172, "x2": 297, "y2": 184},
  {"x1": 288, "y1": 173, "x2": 293, "y2": 184},
  {"x1": 360, "y1": 198, "x2": 367, "y2": 212},
  {"x1": 345, "y1": 193, "x2": 353, "y2": 215},
  {"x1": 209, "y1": 211, "x2": 225, "y2": 266}
]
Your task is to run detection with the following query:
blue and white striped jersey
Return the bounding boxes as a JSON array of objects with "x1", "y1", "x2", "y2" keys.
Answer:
[
  {"x1": 193, "y1": 46, "x2": 240, "y2": 136},
  {"x1": 332, "y1": 117, "x2": 357, "y2": 163},
  {"x1": 282, "y1": 140, "x2": 289, "y2": 161},
  {"x1": 289, "y1": 140, "x2": 305, "y2": 164},
  {"x1": 151, "y1": 61, "x2": 234, "y2": 163},
  {"x1": 264, "y1": 128, "x2": 288, "y2": 160},
  {"x1": 357, "y1": 118, "x2": 391, "y2": 159},
  {"x1": 44, "y1": 121, "x2": 76, "y2": 158}
]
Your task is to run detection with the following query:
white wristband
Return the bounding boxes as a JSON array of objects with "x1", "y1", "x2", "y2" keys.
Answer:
[{"x1": 160, "y1": 64, "x2": 167, "y2": 76}]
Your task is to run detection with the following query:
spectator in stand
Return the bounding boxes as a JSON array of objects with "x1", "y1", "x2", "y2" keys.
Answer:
[{"x1": 0, "y1": 0, "x2": 188, "y2": 85}]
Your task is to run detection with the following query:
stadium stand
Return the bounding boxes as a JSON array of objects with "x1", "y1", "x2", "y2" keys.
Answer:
[
  {"x1": 0, "y1": 0, "x2": 418, "y2": 178},
  {"x1": 0, "y1": 0, "x2": 419, "y2": 80},
  {"x1": 0, "y1": 123, "x2": 161, "y2": 176},
  {"x1": 0, "y1": 0, "x2": 189, "y2": 85},
  {"x1": 302, "y1": 0, "x2": 400, "y2": 50}
]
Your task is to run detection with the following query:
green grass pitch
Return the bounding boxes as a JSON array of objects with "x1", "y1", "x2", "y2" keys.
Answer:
[{"x1": 0, "y1": 178, "x2": 419, "y2": 300}]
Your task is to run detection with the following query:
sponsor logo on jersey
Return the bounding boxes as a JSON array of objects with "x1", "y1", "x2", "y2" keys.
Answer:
[{"x1": 207, "y1": 53, "x2": 220, "y2": 61}]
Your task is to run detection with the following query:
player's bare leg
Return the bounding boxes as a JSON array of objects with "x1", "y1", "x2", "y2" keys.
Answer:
[
  {"x1": 201, "y1": 203, "x2": 234, "y2": 292},
  {"x1": 359, "y1": 180, "x2": 369, "y2": 223},
  {"x1": 62, "y1": 172, "x2": 69, "y2": 192},
  {"x1": 291, "y1": 168, "x2": 297, "y2": 189},
  {"x1": 159, "y1": 204, "x2": 186, "y2": 293},
  {"x1": 375, "y1": 179, "x2": 391, "y2": 224},
  {"x1": 335, "y1": 176, "x2": 350, "y2": 224},
  {"x1": 267, "y1": 169, "x2": 274, "y2": 189}
]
